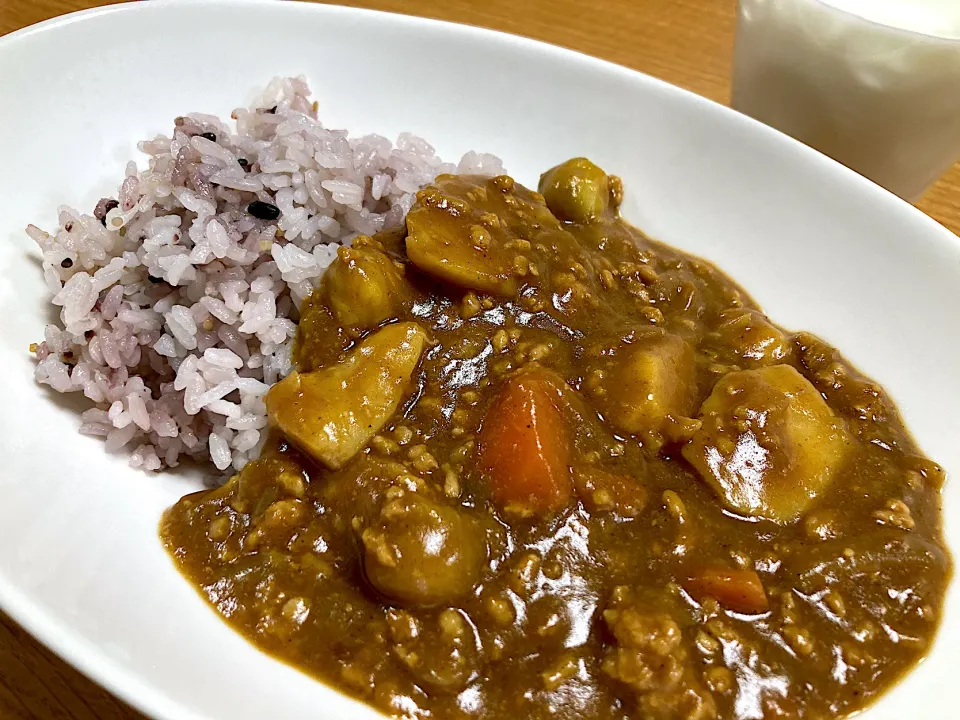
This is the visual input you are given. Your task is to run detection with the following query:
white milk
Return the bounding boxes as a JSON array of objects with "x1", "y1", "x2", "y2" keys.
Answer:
[{"x1": 733, "y1": 0, "x2": 960, "y2": 200}]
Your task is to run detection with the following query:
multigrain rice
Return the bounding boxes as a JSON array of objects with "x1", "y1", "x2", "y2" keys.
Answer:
[{"x1": 29, "y1": 76, "x2": 502, "y2": 475}]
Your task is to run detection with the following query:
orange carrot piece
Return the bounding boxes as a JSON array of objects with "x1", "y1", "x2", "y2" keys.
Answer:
[
  {"x1": 684, "y1": 568, "x2": 769, "y2": 614},
  {"x1": 479, "y1": 370, "x2": 572, "y2": 516}
]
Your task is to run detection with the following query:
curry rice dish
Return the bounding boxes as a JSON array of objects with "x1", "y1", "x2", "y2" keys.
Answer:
[{"x1": 162, "y1": 159, "x2": 951, "y2": 719}]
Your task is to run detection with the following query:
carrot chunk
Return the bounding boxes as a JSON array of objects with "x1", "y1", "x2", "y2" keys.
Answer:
[
  {"x1": 684, "y1": 568, "x2": 769, "y2": 614},
  {"x1": 479, "y1": 370, "x2": 572, "y2": 516}
]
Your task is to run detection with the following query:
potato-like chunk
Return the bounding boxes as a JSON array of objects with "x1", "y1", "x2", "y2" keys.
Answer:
[
  {"x1": 712, "y1": 309, "x2": 792, "y2": 368},
  {"x1": 682, "y1": 364, "x2": 850, "y2": 524},
  {"x1": 323, "y1": 240, "x2": 408, "y2": 329},
  {"x1": 592, "y1": 332, "x2": 695, "y2": 436},
  {"x1": 265, "y1": 322, "x2": 428, "y2": 469},
  {"x1": 405, "y1": 180, "x2": 519, "y2": 296},
  {"x1": 362, "y1": 493, "x2": 487, "y2": 608},
  {"x1": 539, "y1": 157, "x2": 610, "y2": 224}
]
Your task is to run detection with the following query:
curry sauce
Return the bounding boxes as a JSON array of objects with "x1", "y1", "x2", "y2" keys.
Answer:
[{"x1": 161, "y1": 159, "x2": 950, "y2": 719}]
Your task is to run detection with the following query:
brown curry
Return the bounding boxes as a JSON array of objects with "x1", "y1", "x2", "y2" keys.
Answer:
[{"x1": 161, "y1": 159, "x2": 950, "y2": 719}]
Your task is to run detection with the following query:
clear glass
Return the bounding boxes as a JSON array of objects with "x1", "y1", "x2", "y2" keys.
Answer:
[{"x1": 732, "y1": 0, "x2": 960, "y2": 201}]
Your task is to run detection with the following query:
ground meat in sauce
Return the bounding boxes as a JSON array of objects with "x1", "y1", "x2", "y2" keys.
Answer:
[{"x1": 161, "y1": 158, "x2": 950, "y2": 720}]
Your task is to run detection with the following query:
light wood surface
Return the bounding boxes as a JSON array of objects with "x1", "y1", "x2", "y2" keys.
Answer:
[{"x1": 1, "y1": 1, "x2": 958, "y2": 718}]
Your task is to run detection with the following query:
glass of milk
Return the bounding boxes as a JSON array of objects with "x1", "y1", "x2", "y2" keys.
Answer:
[{"x1": 732, "y1": 0, "x2": 960, "y2": 201}]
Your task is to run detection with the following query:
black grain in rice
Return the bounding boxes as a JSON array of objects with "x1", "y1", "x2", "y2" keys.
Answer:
[{"x1": 248, "y1": 201, "x2": 281, "y2": 221}]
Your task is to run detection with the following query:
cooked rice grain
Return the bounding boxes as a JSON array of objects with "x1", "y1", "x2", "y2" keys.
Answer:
[{"x1": 30, "y1": 76, "x2": 502, "y2": 475}]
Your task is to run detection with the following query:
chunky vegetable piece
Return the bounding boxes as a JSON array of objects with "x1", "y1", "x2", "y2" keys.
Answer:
[
  {"x1": 323, "y1": 238, "x2": 409, "y2": 329},
  {"x1": 591, "y1": 332, "x2": 695, "y2": 436},
  {"x1": 682, "y1": 364, "x2": 851, "y2": 523},
  {"x1": 265, "y1": 322, "x2": 428, "y2": 469},
  {"x1": 539, "y1": 157, "x2": 610, "y2": 223},
  {"x1": 479, "y1": 370, "x2": 572, "y2": 516},
  {"x1": 711, "y1": 309, "x2": 792, "y2": 368},
  {"x1": 362, "y1": 493, "x2": 487, "y2": 608},
  {"x1": 405, "y1": 178, "x2": 520, "y2": 296},
  {"x1": 684, "y1": 568, "x2": 769, "y2": 614}
]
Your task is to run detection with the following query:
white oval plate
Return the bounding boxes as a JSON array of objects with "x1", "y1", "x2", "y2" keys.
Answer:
[{"x1": 0, "y1": 1, "x2": 957, "y2": 718}]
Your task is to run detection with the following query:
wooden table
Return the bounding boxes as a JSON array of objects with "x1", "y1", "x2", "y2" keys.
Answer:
[{"x1": 1, "y1": 1, "x2": 958, "y2": 718}]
